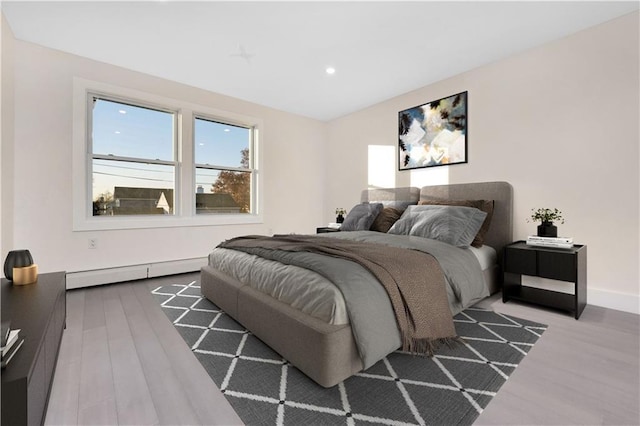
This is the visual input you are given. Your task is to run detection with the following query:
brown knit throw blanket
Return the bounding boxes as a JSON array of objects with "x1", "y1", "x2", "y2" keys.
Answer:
[{"x1": 218, "y1": 235, "x2": 459, "y2": 356}]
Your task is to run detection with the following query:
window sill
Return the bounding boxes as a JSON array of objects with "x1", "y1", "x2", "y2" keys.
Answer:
[{"x1": 72, "y1": 213, "x2": 263, "y2": 232}]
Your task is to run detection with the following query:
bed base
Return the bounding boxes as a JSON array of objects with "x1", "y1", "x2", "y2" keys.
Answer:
[{"x1": 201, "y1": 265, "x2": 363, "y2": 388}]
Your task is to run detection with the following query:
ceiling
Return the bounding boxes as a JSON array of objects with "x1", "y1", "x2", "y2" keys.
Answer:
[{"x1": 2, "y1": 1, "x2": 638, "y2": 121}]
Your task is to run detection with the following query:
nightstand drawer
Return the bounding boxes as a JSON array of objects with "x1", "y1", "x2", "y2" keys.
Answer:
[
  {"x1": 504, "y1": 247, "x2": 536, "y2": 275},
  {"x1": 538, "y1": 251, "x2": 576, "y2": 282}
]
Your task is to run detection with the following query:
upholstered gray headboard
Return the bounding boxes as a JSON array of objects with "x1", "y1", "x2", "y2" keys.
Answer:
[
  {"x1": 358, "y1": 182, "x2": 511, "y2": 293},
  {"x1": 419, "y1": 181, "x2": 513, "y2": 257},
  {"x1": 360, "y1": 187, "x2": 420, "y2": 207},
  {"x1": 360, "y1": 182, "x2": 513, "y2": 256}
]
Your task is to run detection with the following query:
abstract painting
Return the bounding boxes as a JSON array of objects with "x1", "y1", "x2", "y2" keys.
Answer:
[{"x1": 398, "y1": 91, "x2": 467, "y2": 170}]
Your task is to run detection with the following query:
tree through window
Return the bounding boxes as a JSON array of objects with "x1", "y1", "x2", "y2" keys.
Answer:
[{"x1": 194, "y1": 118, "x2": 254, "y2": 214}]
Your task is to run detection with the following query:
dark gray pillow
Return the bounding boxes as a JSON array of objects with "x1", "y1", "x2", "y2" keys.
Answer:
[
  {"x1": 340, "y1": 203, "x2": 384, "y2": 231},
  {"x1": 370, "y1": 207, "x2": 403, "y2": 233},
  {"x1": 388, "y1": 205, "x2": 487, "y2": 248}
]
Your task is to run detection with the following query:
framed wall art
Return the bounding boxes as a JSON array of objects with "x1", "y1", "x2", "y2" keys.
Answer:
[{"x1": 398, "y1": 91, "x2": 467, "y2": 170}]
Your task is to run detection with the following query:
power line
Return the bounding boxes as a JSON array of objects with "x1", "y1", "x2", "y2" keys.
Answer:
[
  {"x1": 93, "y1": 171, "x2": 174, "y2": 183},
  {"x1": 94, "y1": 162, "x2": 173, "y2": 173}
]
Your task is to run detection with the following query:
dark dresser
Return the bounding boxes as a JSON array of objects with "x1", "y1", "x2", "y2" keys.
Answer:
[{"x1": 2, "y1": 271, "x2": 66, "y2": 425}]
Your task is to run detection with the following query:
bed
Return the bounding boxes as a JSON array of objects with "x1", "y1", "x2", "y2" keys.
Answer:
[{"x1": 201, "y1": 181, "x2": 513, "y2": 387}]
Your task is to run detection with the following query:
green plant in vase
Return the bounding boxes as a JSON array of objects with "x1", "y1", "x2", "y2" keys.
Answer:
[{"x1": 528, "y1": 208, "x2": 564, "y2": 237}]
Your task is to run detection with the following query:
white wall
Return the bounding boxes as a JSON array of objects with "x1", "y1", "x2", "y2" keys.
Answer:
[
  {"x1": 6, "y1": 36, "x2": 326, "y2": 275},
  {"x1": 325, "y1": 12, "x2": 640, "y2": 313}
]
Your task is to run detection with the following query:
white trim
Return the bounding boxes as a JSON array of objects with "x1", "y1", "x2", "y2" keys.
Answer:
[
  {"x1": 66, "y1": 257, "x2": 207, "y2": 289},
  {"x1": 588, "y1": 287, "x2": 640, "y2": 315},
  {"x1": 72, "y1": 77, "x2": 264, "y2": 231},
  {"x1": 66, "y1": 264, "x2": 148, "y2": 289},
  {"x1": 148, "y1": 257, "x2": 207, "y2": 278}
]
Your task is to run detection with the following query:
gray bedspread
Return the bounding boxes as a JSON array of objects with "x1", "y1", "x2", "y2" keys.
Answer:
[
  {"x1": 217, "y1": 231, "x2": 488, "y2": 369},
  {"x1": 326, "y1": 231, "x2": 489, "y2": 310}
]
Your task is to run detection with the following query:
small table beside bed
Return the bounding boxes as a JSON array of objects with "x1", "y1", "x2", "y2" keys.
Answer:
[{"x1": 201, "y1": 181, "x2": 513, "y2": 388}]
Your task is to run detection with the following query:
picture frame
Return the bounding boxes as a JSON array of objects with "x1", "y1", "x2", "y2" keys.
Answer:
[{"x1": 398, "y1": 91, "x2": 467, "y2": 170}]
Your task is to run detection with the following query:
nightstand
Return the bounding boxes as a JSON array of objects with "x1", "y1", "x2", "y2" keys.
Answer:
[
  {"x1": 503, "y1": 241, "x2": 587, "y2": 319},
  {"x1": 316, "y1": 227, "x2": 341, "y2": 234}
]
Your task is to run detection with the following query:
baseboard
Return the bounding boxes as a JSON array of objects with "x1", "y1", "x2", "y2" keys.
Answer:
[
  {"x1": 66, "y1": 257, "x2": 208, "y2": 289},
  {"x1": 588, "y1": 287, "x2": 640, "y2": 315},
  {"x1": 64, "y1": 260, "x2": 639, "y2": 315},
  {"x1": 148, "y1": 257, "x2": 208, "y2": 278}
]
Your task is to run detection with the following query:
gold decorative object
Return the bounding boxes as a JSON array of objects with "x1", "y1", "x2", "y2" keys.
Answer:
[{"x1": 13, "y1": 264, "x2": 38, "y2": 285}]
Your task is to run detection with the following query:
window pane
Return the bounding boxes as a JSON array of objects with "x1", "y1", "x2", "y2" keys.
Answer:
[
  {"x1": 92, "y1": 159, "x2": 174, "y2": 216},
  {"x1": 195, "y1": 118, "x2": 251, "y2": 168},
  {"x1": 92, "y1": 98, "x2": 174, "y2": 161},
  {"x1": 196, "y1": 167, "x2": 251, "y2": 214}
]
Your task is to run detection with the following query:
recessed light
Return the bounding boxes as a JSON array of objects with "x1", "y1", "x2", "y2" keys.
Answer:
[
  {"x1": 326, "y1": 67, "x2": 336, "y2": 75},
  {"x1": 199, "y1": 143, "x2": 205, "y2": 146},
  {"x1": 118, "y1": 110, "x2": 127, "y2": 114},
  {"x1": 224, "y1": 129, "x2": 231, "y2": 132},
  {"x1": 114, "y1": 131, "x2": 121, "y2": 134}
]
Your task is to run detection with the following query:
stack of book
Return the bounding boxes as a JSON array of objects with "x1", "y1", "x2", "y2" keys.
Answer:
[
  {"x1": 526, "y1": 235, "x2": 574, "y2": 249},
  {"x1": 327, "y1": 223, "x2": 342, "y2": 229},
  {"x1": 1, "y1": 321, "x2": 24, "y2": 369}
]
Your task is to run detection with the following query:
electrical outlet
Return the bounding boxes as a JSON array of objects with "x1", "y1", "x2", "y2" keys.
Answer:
[{"x1": 88, "y1": 238, "x2": 97, "y2": 249}]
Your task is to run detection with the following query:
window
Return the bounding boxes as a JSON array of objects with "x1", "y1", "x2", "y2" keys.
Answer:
[
  {"x1": 90, "y1": 96, "x2": 177, "y2": 216},
  {"x1": 194, "y1": 117, "x2": 254, "y2": 215},
  {"x1": 73, "y1": 78, "x2": 263, "y2": 231}
]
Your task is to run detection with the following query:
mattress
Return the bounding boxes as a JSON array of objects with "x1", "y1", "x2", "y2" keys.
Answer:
[
  {"x1": 469, "y1": 244, "x2": 497, "y2": 270},
  {"x1": 208, "y1": 232, "x2": 495, "y2": 326},
  {"x1": 209, "y1": 247, "x2": 349, "y2": 324}
]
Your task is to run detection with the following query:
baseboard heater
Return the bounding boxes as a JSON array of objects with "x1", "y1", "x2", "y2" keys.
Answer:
[{"x1": 65, "y1": 257, "x2": 208, "y2": 290}]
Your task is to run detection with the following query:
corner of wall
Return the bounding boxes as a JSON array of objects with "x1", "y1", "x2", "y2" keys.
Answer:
[{"x1": 1, "y1": 12, "x2": 17, "y2": 272}]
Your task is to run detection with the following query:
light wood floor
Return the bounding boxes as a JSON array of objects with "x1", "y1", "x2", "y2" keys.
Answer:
[
  {"x1": 45, "y1": 272, "x2": 639, "y2": 425},
  {"x1": 44, "y1": 273, "x2": 242, "y2": 426}
]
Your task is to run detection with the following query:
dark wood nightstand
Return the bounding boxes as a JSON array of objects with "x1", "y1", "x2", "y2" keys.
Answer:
[
  {"x1": 316, "y1": 227, "x2": 341, "y2": 234},
  {"x1": 503, "y1": 241, "x2": 587, "y2": 319}
]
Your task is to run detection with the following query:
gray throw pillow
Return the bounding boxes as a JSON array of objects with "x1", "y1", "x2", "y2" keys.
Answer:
[
  {"x1": 418, "y1": 199, "x2": 494, "y2": 247},
  {"x1": 340, "y1": 203, "x2": 384, "y2": 231},
  {"x1": 388, "y1": 205, "x2": 487, "y2": 248}
]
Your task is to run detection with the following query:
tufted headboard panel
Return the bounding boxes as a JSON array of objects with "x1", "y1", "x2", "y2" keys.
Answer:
[{"x1": 360, "y1": 187, "x2": 420, "y2": 209}]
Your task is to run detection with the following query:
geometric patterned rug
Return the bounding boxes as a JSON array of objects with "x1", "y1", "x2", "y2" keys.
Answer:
[{"x1": 152, "y1": 279, "x2": 547, "y2": 426}]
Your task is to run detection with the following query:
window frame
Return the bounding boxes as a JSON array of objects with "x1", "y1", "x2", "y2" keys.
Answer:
[
  {"x1": 88, "y1": 93, "x2": 180, "y2": 218},
  {"x1": 193, "y1": 114, "x2": 257, "y2": 215},
  {"x1": 72, "y1": 78, "x2": 263, "y2": 231}
]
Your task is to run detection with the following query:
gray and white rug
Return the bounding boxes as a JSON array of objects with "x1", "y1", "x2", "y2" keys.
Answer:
[{"x1": 152, "y1": 279, "x2": 547, "y2": 426}]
